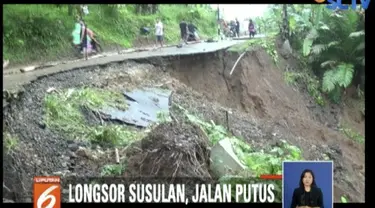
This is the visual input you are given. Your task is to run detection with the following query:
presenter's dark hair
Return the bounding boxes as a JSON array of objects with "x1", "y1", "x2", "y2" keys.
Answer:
[{"x1": 299, "y1": 169, "x2": 317, "y2": 188}]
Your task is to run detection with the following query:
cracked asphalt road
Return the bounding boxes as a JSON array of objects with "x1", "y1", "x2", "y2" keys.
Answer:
[{"x1": 3, "y1": 39, "x2": 250, "y2": 92}]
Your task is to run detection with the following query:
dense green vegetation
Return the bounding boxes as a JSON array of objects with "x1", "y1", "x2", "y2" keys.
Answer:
[
  {"x1": 3, "y1": 4, "x2": 217, "y2": 64},
  {"x1": 255, "y1": 5, "x2": 365, "y2": 104}
]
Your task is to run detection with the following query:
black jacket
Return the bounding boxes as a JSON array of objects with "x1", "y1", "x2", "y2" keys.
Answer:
[
  {"x1": 291, "y1": 186, "x2": 324, "y2": 208},
  {"x1": 188, "y1": 24, "x2": 197, "y2": 33}
]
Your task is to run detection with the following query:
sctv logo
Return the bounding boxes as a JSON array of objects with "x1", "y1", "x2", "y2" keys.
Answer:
[{"x1": 315, "y1": 0, "x2": 371, "y2": 10}]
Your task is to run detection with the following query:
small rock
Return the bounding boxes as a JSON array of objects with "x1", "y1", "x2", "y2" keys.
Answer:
[
  {"x1": 61, "y1": 162, "x2": 68, "y2": 168},
  {"x1": 68, "y1": 143, "x2": 79, "y2": 152},
  {"x1": 35, "y1": 159, "x2": 42, "y2": 166},
  {"x1": 91, "y1": 154, "x2": 99, "y2": 161},
  {"x1": 3, "y1": 198, "x2": 15, "y2": 203},
  {"x1": 38, "y1": 122, "x2": 46, "y2": 129},
  {"x1": 52, "y1": 171, "x2": 64, "y2": 176},
  {"x1": 67, "y1": 140, "x2": 75, "y2": 144},
  {"x1": 53, "y1": 170, "x2": 70, "y2": 176},
  {"x1": 69, "y1": 151, "x2": 78, "y2": 158},
  {"x1": 76, "y1": 147, "x2": 90, "y2": 158},
  {"x1": 280, "y1": 39, "x2": 293, "y2": 58},
  {"x1": 66, "y1": 172, "x2": 77, "y2": 177}
]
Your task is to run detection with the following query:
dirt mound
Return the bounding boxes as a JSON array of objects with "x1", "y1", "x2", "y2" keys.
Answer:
[
  {"x1": 161, "y1": 42, "x2": 365, "y2": 202},
  {"x1": 126, "y1": 122, "x2": 212, "y2": 178}
]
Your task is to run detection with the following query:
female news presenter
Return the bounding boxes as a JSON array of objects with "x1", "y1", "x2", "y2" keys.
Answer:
[{"x1": 290, "y1": 169, "x2": 324, "y2": 208}]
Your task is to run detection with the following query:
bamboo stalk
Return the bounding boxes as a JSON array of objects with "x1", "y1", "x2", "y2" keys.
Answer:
[
  {"x1": 115, "y1": 148, "x2": 120, "y2": 164},
  {"x1": 229, "y1": 51, "x2": 247, "y2": 76}
]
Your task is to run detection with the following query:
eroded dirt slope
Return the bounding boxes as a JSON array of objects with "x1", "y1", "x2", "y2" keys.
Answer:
[
  {"x1": 161, "y1": 45, "x2": 365, "y2": 202},
  {"x1": 3, "y1": 42, "x2": 364, "y2": 202}
]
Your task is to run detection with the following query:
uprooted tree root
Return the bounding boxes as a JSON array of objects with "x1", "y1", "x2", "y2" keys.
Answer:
[{"x1": 126, "y1": 122, "x2": 212, "y2": 179}]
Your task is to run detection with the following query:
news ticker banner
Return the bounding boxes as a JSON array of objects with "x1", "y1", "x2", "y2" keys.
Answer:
[
  {"x1": 34, "y1": 176, "x2": 282, "y2": 206},
  {"x1": 33, "y1": 161, "x2": 334, "y2": 208}
]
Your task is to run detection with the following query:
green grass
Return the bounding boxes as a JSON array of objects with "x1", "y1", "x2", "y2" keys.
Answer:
[
  {"x1": 3, "y1": 132, "x2": 19, "y2": 154},
  {"x1": 227, "y1": 36, "x2": 279, "y2": 64},
  {"x1": 284, "y1": 71, "x2": 326, "y2": 106},
  {"x1": 101, "y1": 164, "x2": 125, "y2": 176},
  {"x1": 44, "y1": 87, "x2": 142, "y2": 146},
  {"x1": 339, "y1": 125, "x2": 364, "y2": 144},
  {"x1": 227, "y1": 38, "x2": 264, "y2": 53},
  {"x1": 3, "y1": 4, "x2": 217, "y2": 64}
]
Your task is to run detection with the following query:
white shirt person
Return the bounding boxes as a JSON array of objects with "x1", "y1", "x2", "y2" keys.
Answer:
[{"x1": 155, "y1": 19, "x2": 164, "y2": 49}]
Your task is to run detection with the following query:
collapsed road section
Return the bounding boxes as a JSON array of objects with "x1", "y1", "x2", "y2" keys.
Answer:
[
  {"x1": 99, "y1": 88, "x2": 172, "y2": 127},
  {"x1": 3, "y1": 40, "x2": 365, "y2": 203}
]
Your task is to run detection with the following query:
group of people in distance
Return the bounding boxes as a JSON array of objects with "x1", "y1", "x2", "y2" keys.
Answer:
[
  {"x1": 152, "y1": 18, "x2": 201, "y2": 49},
  {"x1": 70, "y1": 14, "x2": 255, "y2": 53},
  {"x1": 71, "y1": 5, "x2": 102, "y2": 57},
  {"x1": 179, "y1": 19, "x2": 200, "y2": 45},
  {"x1": 72, "y1": 16, "x2": 100, "y2": 56},
  {"x1": 219, "y1": 18, "x2": 256, "y2": 39}
]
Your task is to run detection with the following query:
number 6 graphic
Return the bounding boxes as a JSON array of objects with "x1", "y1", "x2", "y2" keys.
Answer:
[{"x1": 37, "y1": 185, "x2": 59, "y2": 208}]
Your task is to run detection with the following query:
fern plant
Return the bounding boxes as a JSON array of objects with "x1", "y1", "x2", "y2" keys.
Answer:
[
  {"x1": 302, "y1": 9, "x2": 364, "y2": 102},
  {"x1": 322, "y1": 63, "x2": 354, "y2": 103}
]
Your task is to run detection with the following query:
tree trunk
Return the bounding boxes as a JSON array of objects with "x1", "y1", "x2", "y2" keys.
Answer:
[
  {"x1": 68, "y1": 5, "x2": 73, "y2": 16},
  {"x1": 136, "y1": 4, "x2": 142, "y2": 14},
  {"x1": 136, "y1": 4, "x2": 155, "y2": 14},
  {"x1": 281, "y1": 5, "x2": 289, "y2": 41},
  {"x1": 152, "y1": 4, "x2": 158, "y2": 14}
]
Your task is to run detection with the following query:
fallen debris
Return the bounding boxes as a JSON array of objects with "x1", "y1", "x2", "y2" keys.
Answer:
[
  {"x1": 99, "y1": 88, "x2": 172, "y2": 127},
  {"x1": 20, "y1": 66, "x2": 36, "y2": 73},
  {"x1": 210, "y1": 138, "x2": 247, "y2": 177},
  {"x1": 126, "y1": 122, "x2": 212, "y2": 178}
]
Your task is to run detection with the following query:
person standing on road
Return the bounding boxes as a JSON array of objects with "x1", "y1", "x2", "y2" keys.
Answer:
[
  {"x1": 86, "y1": 27, "x2": 100, "y2": 52},
  {"x1": 217, "y1": 20, "x2": 221, "y2": 39},
  {"x1": 235, "y1": 18, "x2": 240, "y2": 37},
  {"x1": 72, "y1": 21, "x2": 82, "y2": 54},
  {"x1": 188, "y1": 22, "x2": 200, "y2": 41},
  {"x1": 179, "y1": 19, "x2": 188, "y2": 45},
  {"x1": 248, "y1": 19, "x2": 256, "y2": 38},
  {"x1": 155, "y1": 18, "x2": 164, "y2": 49}
]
